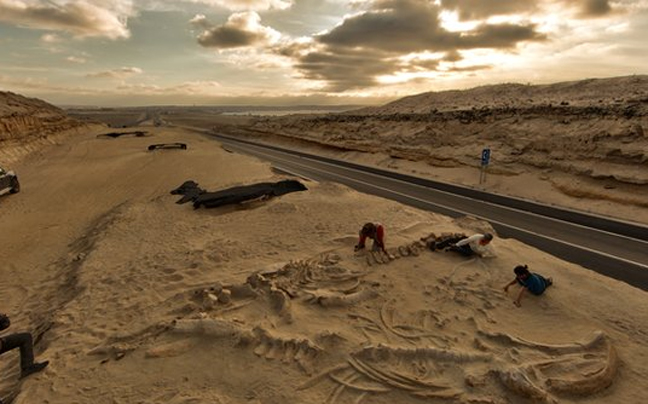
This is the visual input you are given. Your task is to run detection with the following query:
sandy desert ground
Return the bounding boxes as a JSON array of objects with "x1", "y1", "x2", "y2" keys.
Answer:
[{"x1": 1, "y1": 124, "x2": 648, "y2": 404}]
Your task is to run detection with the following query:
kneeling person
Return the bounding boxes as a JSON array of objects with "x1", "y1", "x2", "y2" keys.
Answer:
[{"x1": 354, "y1": 222, "x2": 387, "y2": 254}]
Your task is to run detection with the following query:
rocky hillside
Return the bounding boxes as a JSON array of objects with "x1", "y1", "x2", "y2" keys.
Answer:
[
  {"x1": 0, "y1": 91, "x2": 99, "y2": 164},
  {"x1": 0, "y1": 91, "x2": 89, "y2": 141},
  {"x1": 224, "y1": 75, "x2": 648, "y2": 185},
  {"x1": 360, "y1": 75, "x2": 648, "y2": 113}
]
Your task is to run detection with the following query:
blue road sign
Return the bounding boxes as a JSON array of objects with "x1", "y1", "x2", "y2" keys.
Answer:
[{"x1": 481, "y1": 148, "x2": 491, "y2": 166}]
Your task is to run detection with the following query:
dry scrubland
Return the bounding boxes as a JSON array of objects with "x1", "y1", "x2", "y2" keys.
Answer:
[{"x1": 1, "y1": 79, "x2": 647, "y2": 403}]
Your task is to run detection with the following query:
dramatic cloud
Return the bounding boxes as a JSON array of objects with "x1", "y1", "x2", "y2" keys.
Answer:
[
  {"x1": 294, "y1": 46, "x2": 398, "y2": 91},
  {"x1": 0, "y1": 0, "x2": 133, "y2": 39},
  {"x1": 189, "y1": 14, "x2": 212, "y2": 30},
  {"x1": 317, "y1": 0, "x2": 545, "y2": 52},
  {"x1": 460, "y1": 23, "x2": 545, "y2": 48},
  {"x1": 87, "y1": 67, "x2": 142, "y2": 79},
  {"x1": 193, "y1": 11, "x2": 281, "y2": 48},
  {"x1": 579, "y1": 0, "x2": 613, "y2": 17},
  {"x1": 183, "y1": 0, "x2": 293, "y2": 11},
  {"x1": 439, "y1": 0, "x2": 616, "y2": 20},
  {"x1": 282, "y1": 0, "x2": 546, "y2": 91},
  {"x1": 440, "y1": 0, "x2": 536, "y2": 20},
  {"x1": 2, "y1": 0, "x2": 644, "y2": 106}
]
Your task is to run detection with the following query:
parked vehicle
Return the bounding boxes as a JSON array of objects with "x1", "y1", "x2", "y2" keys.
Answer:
[{"x1": 0, "y1": 166, "x2": 20, "y2": 194}]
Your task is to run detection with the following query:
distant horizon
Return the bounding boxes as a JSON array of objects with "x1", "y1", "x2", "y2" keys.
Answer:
[
  {"x1": 58, "y1": 103, "x2": 368, "y2": 110},
  {"x1": 51, "y1": 72, "x2": 645, "y2": 109},
  {"x1": 2, "y1": 1, "x2": 646, "y2": 107}
]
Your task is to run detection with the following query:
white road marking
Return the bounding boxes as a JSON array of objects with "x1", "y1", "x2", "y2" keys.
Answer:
[{"x1": 220, "y1": 139, "x2": 648, "y2": 270}]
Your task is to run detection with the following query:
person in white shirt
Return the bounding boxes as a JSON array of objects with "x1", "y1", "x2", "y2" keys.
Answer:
[{"x1": 447, "y1": 233, "x2": 493, "y2": 257}]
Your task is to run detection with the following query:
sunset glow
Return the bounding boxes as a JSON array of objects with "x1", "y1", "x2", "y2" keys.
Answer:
[{"x1": 0, "y1": 0, "x2": 645, "y2": 106}]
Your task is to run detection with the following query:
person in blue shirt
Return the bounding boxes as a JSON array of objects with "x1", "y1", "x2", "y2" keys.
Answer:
[{"x1": 504, "y1": 264, "x2": 553, "y2": 307}]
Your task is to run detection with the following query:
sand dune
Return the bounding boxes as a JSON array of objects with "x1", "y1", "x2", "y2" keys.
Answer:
[{"x1": 1, "y1": 126, "x2": 647, "y2": 403}]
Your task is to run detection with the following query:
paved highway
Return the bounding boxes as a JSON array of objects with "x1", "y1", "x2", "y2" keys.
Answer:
[{"x1": 205, "y1": 131, "x2": 648, "y2": 291}]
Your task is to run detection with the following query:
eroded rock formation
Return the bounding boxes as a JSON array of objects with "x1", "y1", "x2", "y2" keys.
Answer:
[
  {"x1": 0, "y1": 91, "x2": 98, "y2": 164},
  {"x1": 219, "y1": 75, "x2": 648, "y2": 186}
]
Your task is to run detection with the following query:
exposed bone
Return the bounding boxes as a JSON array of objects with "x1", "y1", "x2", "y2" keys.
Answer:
[
  {"x1": 298, "y1": 364, "x2": 350, "y2": 391},
  {"x1": 87, "y1": 322, "x2": 172, "y2": 360},
  {"x1": 315, "y1": 330, "x2": 347, "y2": 347},
  {"x1": 217, "y1": 289, "x2": 231, "y2": 304},
  {"x1": 328, "y1": 381, "x2": 346, "y2": 404},
  {"x1": 331, "y1": 278, "x2": 361, "y2": 294},
  {"x1": 251, "y1": 327, "x2": 322, "y2": 373},
  {"x1": 305, "y1": 288, "x2": 378, "y2": 307},
  {"x1": 407, "y1": 244, "x2": 421, "y2": 256},
  {"x1": 214, "y1": 300, "x2": 254, "y2": 315},
  {"x1": 496, "y1": 367, "x2": 554, "y2": 403},
  {"x1": 411, "y1": 389, "x2": 462, "y2": 399},
  {"x1": 253, "y1": 339, "x2": 270, "y2": 357},
  {"x1": 348, "y1": 313, "x2": 382, "y2": 329},
  {"x1": 546, "y1": 344, "x2": 618, "y2": 395},
  {"x1": 328, "y1": 372, "x2": 391, "y2": 393},
  {"x1": 281, "y1": 340, "x2": 297, "y2": 363},
  {"x1": 348, "y1": 356, "x2": 461, "y2": 397},
  {"x1": 229, "y1": 283, "x2": 258, "y2": 298},
  {"x1": 246, "y1": 272, "x2": 270, "y2": 289},
  {"x1": 201, "y1": 293, "x2": 219, "y2": 309},
  {"x1": 172, "y1": 318, "x2": 248, "y2": 339},
  {"x1": 379, "y1": 302, "x2": 449, "y2": 344},
  {"x1": 371, "y1": 251, "x2": 385, "y2": 264},
  {"x1": 87, "y1": 344, "x2": 132, "y2": 359},
  {"x1": 355, "y1": 392, "x2": 368, "y2": 404},
  {"x1": 355, "y1": 344, "x2": 493, "y2": 364},
  {"x1": 161, "y1": 252, "x2": 619, "y2": 403},
  {"x1": 478, "y1": 330, "x2": 608, "y2": 354},
  {"x1": 269, "y1": 286, "x2": 292, "y2": 319}
]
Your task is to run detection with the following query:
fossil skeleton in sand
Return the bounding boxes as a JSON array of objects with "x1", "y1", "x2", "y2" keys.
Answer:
[
  {"x1": 135, "y1": 254, "x2": 618, "y2": 403},
  {"x1": 298, "y1": 329, "x2": 617, "y2": 403}
]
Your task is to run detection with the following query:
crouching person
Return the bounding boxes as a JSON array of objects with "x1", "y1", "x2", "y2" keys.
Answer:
[
  {"x1": 0, "y1": 313, "x2": 49, "y2": 379},
  {"x1": 504, "y1": 264, "x2": 553, "y2": 307},
  {"x1": 354, "y1": 222, "x2": 387, "y2": 254}
]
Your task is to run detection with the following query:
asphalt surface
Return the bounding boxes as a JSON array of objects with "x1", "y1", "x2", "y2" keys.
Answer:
[{"x1": 207, "y1": 131, "x2": 648, "y2": 292}]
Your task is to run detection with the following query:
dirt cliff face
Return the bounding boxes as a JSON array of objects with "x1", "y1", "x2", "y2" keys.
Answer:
[
  {"x1": 0, "y1": 91, "x2": 88, "y2": 141},
  {"x1": 0, "y1": 91, "x2": 100, "y2": 165},
  {"x1": 232, "y1": 75, "x2": 648, "y2": 185}
]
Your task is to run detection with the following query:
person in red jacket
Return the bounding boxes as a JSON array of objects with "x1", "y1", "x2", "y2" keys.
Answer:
[{"x1": 354, "y1": 222, "x2": 387, "y2": 254}]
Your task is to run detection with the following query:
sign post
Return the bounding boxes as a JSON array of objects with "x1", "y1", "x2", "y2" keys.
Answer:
[{"x1": 480, "y1": 148, "x2": 491, "y2": 185}]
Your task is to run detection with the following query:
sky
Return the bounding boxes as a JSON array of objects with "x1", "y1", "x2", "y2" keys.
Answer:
[{"x1": 0, "y1": 0, "x2": 647, "y2": 107}]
